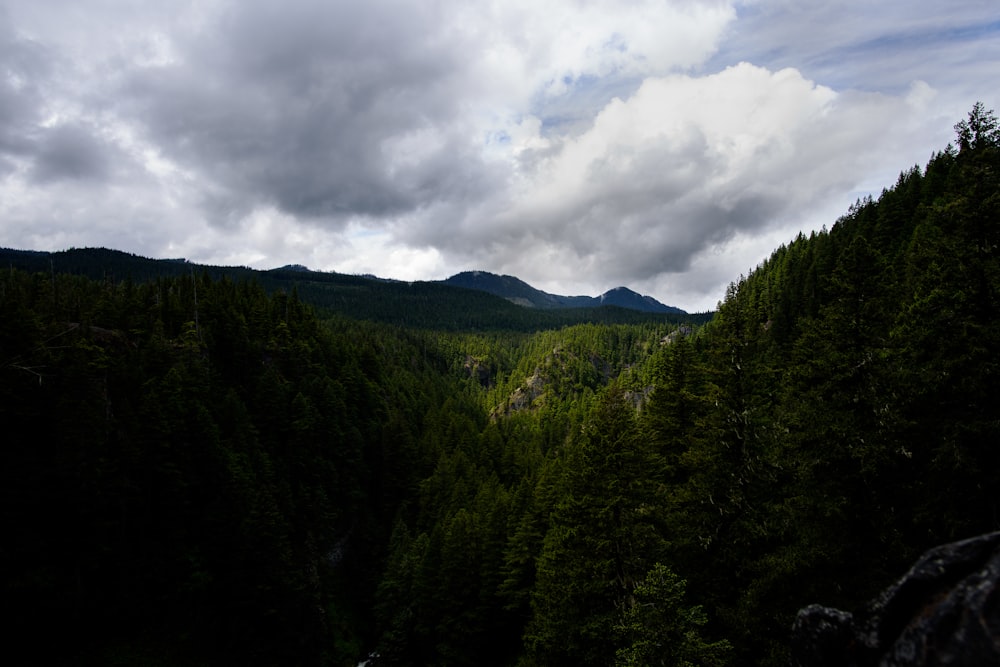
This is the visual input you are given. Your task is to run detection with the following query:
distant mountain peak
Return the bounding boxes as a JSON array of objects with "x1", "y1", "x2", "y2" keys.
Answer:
[{"x1": 442, "y1": 271, "x2": 685, "y2": 314}]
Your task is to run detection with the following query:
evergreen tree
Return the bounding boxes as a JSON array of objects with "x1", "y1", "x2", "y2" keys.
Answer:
[
  {"x1": 526, "y1": 387, "x2": 664, "y2": 666},
  {"x1": 614, "y1": 563, "x2": 732, "y2": 667}
]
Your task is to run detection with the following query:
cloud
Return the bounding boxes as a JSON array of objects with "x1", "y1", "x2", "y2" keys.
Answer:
[
  {"x1": 0, "y1": 14, "x2": 49, "y2": 163},
  {"x1": 417, "y1": 64, "x2": 924, "y2": 295},
  {"x1": 0, "y1": 0, "x2": 997, "y2": 312},
  {"x1": 29, "y1": 123, "x2": 114, "y2": 183},
  {"x1": 114, "y1": 0, "x2": 733, "y2": 230},
  {"x1": 0, "y1": 9, "x2": 131, "y2": 187},
  {"x1": 114, "y1": 0, "x2": 500, "y2": 228}
]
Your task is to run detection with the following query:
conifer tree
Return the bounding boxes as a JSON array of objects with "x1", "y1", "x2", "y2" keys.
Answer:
[{"x1": 526, "y1": 387, "x2": 664, "y2": 666}]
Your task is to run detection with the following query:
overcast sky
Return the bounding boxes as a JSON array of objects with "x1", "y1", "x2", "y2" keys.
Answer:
[{"x1": 2, "y1": 1, "x2": 998, "y2": 311}]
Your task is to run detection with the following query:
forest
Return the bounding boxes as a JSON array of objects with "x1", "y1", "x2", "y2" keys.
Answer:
[{"x1": 2, "y1": 104, "x2": 998, "y2": 666}]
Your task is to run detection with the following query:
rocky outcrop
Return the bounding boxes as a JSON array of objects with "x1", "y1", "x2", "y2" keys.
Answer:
[
  {"x1": 790, "y1": 531, "x2": 1000, "y2": 666},
  {"x1": 462, "y1": 355, "x2": 493, "y2": 387},
  {"x1": 491, "y1": 371, "x2": 546, "y2": 419},
  {"x1": 660, "y1": 325, "x2": 692, "y2": 345}
]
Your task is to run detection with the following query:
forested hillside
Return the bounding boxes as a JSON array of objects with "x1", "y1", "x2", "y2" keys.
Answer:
[
  {"x1": 2, "y1": 105, "x2": 998, "y2": 666},
  {"x1": 0, "y1": 248, "x2": 706, "y2": 331},
  {"x1": 0, "y1": 271, "x2": 461, "y2": 665}
]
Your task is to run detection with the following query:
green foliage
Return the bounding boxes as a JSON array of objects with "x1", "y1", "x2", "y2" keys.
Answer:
[
  {"x1": 0, "y1": 269, "x2": 463, "y2": 665},
  {"x1": 954, "y1": 101, "x2": 1000, "y2": 152},
  {"x1": 614, "y1": 563, "x2": 732, "y2": 667},
  {"x1": 525, "y1": 387, "x2": 665, "y2": 666},
  {"x1": 649, "y1": 104, "x2": 1000, "y2": 664}
]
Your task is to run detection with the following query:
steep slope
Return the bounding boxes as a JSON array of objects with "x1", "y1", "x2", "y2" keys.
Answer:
[{"x1": 656, "y1": 103, "x2": 1000, "y2": 663}]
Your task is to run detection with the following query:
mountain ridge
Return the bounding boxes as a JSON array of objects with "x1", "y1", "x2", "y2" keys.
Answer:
[
  {"x1": 442, "y1": 270, "x2": 686, "y2": 314},
  {"x1": 0, "y1": 247, "x2": 689, "y2": 316},
  {"x1": 0, "y1": 247, "x2": 704, "y2": 330}
]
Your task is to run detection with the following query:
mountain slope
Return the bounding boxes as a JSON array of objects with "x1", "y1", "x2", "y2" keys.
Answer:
[
  {"x1": 667, "y1": 105, "x2": 1000, "y2": 663},
  {"x1": 596, "y1": 285, "x2": 684, "y2": 313},
  {"x1": 442, "y1": 270, "x2": 685, "y2": 313},
  {"x1": 0, "y1": 247, "x2": 706, "y2": 331}
]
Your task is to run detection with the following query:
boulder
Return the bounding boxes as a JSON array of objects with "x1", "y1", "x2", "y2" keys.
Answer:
[{"x1": 790, "y1": 531, "x2": 1000, "y2": 666}]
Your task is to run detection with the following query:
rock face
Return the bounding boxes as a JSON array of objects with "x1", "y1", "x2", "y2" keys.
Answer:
[{"x1": 790, "y1": 531, "x2": 1000, "y2": 666}]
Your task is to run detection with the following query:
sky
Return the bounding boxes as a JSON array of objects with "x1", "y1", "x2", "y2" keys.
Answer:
[{"x1": 2, "y1": 1, "x2": 998, "y2": 312}]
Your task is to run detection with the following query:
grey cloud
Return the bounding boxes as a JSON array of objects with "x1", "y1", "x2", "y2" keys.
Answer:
[
  {"x1": 422, "y1": 126, "x2": 765, "y2": 284},
  {"x1": 520, "y1": 194, "x2": 777, "y2": 289},
  {"x1": 0, "y1": 156, "x2": 16, "y2": 178},
  {"x1": 456, "y1": 186, "x2": 784, "y2": 308},
  {"x1": 29, "y1": 123, "x2": 112, "y2": 184},
  {"x1": 408, "y1": 129, "x2": 721, "y2": 256},
  {"x1": 1, "y1": 14, "x2": 123, "y2": 187},
  {"x1": 120, "y1": 0, "x2": 496, "y2": 228},
  {"x1": 615, "y1": 196, "x2": 778, "y2": 280},
  {"x1": 0, "y1": 15, "x2": 49, "y2": 160}
]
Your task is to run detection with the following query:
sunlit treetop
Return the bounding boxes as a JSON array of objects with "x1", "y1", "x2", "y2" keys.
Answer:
[{"x1": 954, "y1": 102, "x2": 1000, "y2": 152}]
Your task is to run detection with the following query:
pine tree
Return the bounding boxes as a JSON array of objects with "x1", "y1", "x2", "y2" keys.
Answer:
[
  {"x1": 526, "y1": 387, "x2": 665, "y2": 665},
  {"x1": 614, "y1": 563, "x2": 732, "y2": 667}
]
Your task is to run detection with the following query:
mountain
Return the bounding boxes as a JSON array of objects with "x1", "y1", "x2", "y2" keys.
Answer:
[
  {"x1": 442, "y1": 270, "x2": 686, "y2": 313},
  {"x1": 0, "y1": 247, "x2": 706, "y2": 331},
  {"x1": 442, "y1": 270, "x2": 591, "y2": 308},
  {"x1": 596, "y1": 285, "x2": 684, "y2": 313}
]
